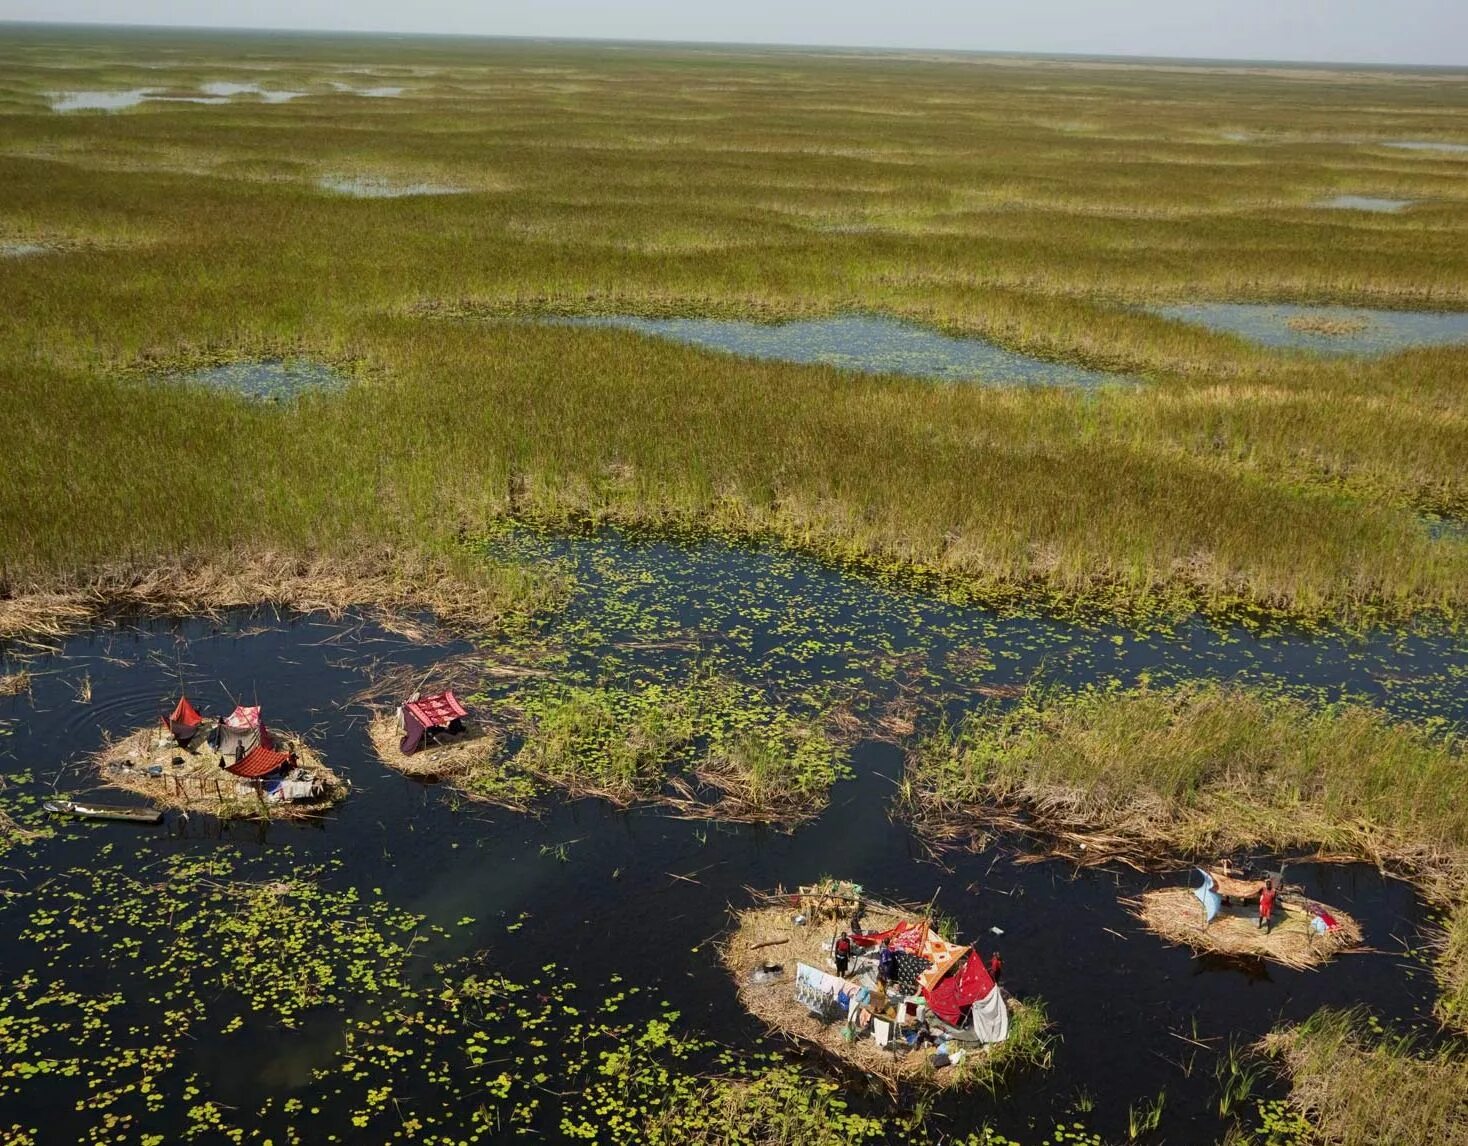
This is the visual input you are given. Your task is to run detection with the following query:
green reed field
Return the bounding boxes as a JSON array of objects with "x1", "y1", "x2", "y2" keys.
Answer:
[{"x1": 2, "y1": 25, "x2": 1468, "y2": 622}]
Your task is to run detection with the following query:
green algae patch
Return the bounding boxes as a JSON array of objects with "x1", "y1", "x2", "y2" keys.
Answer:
[{"x1": 459, "y1": 673, "x2": 851, "y2": 825}]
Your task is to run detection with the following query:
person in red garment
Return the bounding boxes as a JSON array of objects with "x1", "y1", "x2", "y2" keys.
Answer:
[
  {"x1": 833, "y1": 931, "x2": 852, "y2": 978},
  {"x1": 1257, "y1": 878, "x2": 1277, "y2": 934}
]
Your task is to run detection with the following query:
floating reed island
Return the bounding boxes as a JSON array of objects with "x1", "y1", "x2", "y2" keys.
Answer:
[
  {"x1": 367, "y1": 689, "x2": 499, "y2": 782},
  {"x1": 721, "y1": 881, "x2": 1049, "y2": 1091},
  {"x1": 95, "y1": 697, "x2": 344, "y2": 820},
  {"x1": 1130, "y1": 868, "x2": 1362, "y2": 971}
]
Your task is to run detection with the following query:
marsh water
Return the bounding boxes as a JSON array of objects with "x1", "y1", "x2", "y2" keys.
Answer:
[
  {"x1": 2, "y1": 528, "x2": 1464, "y2": 1143},
  {"x1": 1150, "y1": 302, "x2": 1468, "y2": 355},
  {"x1": 558, "y1": 314, "x2": 1127, "y2": 387},
  {"x1": 171, "y1": 358, "x2": 349, "y2": 400},
  {"x1": 318, "y1": 175, "x2": 463, "y2": 198},
  {"x1": 1316, "y1": 195, "x2": 1413, "y2": 212}
]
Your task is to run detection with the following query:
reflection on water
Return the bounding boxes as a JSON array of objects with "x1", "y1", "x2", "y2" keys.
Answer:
[
  {"x1": 169, "y1": 359, "x2": 349, "y2": 401},
  {"x1": 1384, "y1": 140, "x2": 1468, "y2": 154},
  {"x1": 557, "y1": 314, "x2": 1128, "y2": 387},
  {"x1": 318, "y1": 175, "x2": 463, "y2": 198},
  {"x1": 200, "y1": 81, "x2": 305, "y2": 103},
  {"x1": 1317, "y1": 195, "x2": 1413, "y2": 212},
  {"x1": 1150, "y1": 302, "x2": 1468, "y2": 355},
  {"x1": 48, "y1": 89, "x2": 151, "y2": 111}
]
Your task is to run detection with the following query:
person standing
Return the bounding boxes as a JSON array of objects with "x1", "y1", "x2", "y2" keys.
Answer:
[
  {"x1": 833, "y1": 931, "x2": 852, "y2": 978},
  {"x1": 1258, "y1": 879, "x2": 1277, "y2": 934},
  {"x1": 988, "y1": 951, "x2": 1003, "y2": 984},
  {"x1": 876, "y1": 938, "x2": 899, "y2": 986}
]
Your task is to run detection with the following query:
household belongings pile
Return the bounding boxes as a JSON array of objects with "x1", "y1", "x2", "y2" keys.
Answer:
[
  {"x1": 397, "y1": 690, "x2": 469, "y2": 755},
  {"x1": 795, "y1": 918, "x2": 1009, "y2": 1056},
  {"x1": 167, "y1": 697, "x2": 323, "y2": 803}
]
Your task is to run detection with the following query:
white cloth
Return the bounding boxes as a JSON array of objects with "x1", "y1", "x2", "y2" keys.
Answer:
[{"x1": 970, "y1": 987, "x2": 1010, "y2": 1044}]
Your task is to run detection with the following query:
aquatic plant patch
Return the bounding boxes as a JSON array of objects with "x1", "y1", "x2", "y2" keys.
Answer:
[
  {"x1": 0, "y1": 842, "x2": 1068, "y2": 1145},
  {"x1": 901, "y1": 680, "x2": 1468, "y2": 1028},
  {"x1": 465, "y1": 672, "x2": 850, "y2": 823}
]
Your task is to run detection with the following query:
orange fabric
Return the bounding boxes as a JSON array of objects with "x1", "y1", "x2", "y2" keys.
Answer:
[{"x1": 227, "y1": 742, "x2": 290, "y2": 779}]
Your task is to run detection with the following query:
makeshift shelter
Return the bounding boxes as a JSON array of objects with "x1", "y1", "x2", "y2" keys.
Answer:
[
  {"x1": 853, "y1": 920, "x2": 1008, "y2": 1043},
  {"x1": 207, "y1": 705, "x2": 291, "y2": 780},
  {"x1": 399, "y1": 690, "x2": 468, "y2": 755},
  {"x1": 162, "y1": 696, "x2": 204, "y2": 746}
]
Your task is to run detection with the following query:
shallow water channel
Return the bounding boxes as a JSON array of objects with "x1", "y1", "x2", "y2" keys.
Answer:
[
  {"x1": 1150, "y1": 301, "x2": 1468, "y2": 355},
  {"x1": 2, "y1": 528, "x2": 1463, "y2": 1142},
  {"x1": 557, "y1": 314, "x2": 1126, "y2": 387}
]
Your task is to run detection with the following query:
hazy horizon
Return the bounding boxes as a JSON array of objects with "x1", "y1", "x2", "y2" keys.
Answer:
[{"x1": 2, "y1": 1, "x2": 1467, "y2": 69}]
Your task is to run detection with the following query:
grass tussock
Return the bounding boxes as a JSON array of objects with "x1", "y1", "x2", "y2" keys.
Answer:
[
  {"x1": 903, "y1": 682, "x2": 1468, "y2": 886},
  {"x1": 722, "y1": 898, "x2": 1051, "y2": 1091},
  {"x1": 902, "y1": 681, "x2": 1468, "y2": 1026},
  {"x1": 1260, "y1": 1009, "x2": 1468, "y2": 1146},
  {"x1": 462, "y1": 675, "x2": 848, "y2": 824}
]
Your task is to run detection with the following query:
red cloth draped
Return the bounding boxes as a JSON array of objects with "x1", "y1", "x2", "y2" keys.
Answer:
[
  {"x1": 404, "y1": 691, "x2": 468, "y2": 730},
  {"x1": 165, "y1": 697, "x2": 203, "y2": 729},
  {"x1": 923, "y1": 951, "x2": 997, "y2": 1026}
]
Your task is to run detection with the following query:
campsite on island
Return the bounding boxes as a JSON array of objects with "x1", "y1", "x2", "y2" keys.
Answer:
[{"x1": 3, "y1": 17, "x2": 1468, "y2": 1146}]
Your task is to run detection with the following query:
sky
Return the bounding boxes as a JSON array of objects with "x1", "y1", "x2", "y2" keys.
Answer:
[{"x1": 2, "y1": 0, "x2": 1466, "y2": 68}]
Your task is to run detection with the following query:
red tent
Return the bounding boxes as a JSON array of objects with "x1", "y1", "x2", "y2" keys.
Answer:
[
  {"x1": 923, "y1": 950, "x2": 997, "y2": 1026},
  {"x1": 162, "y1": 696, "x2": 204, "y2": 745},
  {"x1": 399, "y1": 691, "x2": 468, "y2": 755}
]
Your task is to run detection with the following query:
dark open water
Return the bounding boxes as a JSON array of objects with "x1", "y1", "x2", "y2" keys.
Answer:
[{"x1": 1, "y1": 529, "x2": 1462, "y2": 1143}]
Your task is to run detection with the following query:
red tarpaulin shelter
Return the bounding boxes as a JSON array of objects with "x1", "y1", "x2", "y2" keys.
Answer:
[
  {"x1": 227, "y1": 740, "x2": 291, "y2": 779},
  {"x1": 399, "y1": 691, "x2": 468, "y2": 755},
  {"x1": 923, "y1": 950, "x2": 996, "y2": 1026},
  {"x1": 163, "y1": 696, "x2": 204, "y2": 745},
  {"x1": 211, "y1": 705, "x2": 291, "y2": 780}
]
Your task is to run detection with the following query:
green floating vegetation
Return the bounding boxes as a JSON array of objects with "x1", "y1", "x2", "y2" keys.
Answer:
[
  {"x1": 1258, "y1": 1009, "x2": 1468, "y2": 1146},
  {"x1": 465, "y1": 672, "x2": 850, "y2": 824},
  {"x1": 902, "y1": 681, "x2": 1468, "y2": 1028},
  {"x1": 0, "y1": 843, "x2": 1067, "y2": 1145}
]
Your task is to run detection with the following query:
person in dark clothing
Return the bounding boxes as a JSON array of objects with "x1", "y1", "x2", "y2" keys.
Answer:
[
  {"x1": 876, "y1": 939, "x2": 899, "y2": 986},
  {"x1": 849, "y1": 900, "x2": 866, "y2": 935},
  {"x1": 1258, "y1": 879, "x2": 1277, "y2": 934},
  {"x1": 988, "y1": 951, "x2": 1003, "y2": 984},
  {"x1": 833, "y1": 931, "x2": 852, "y2": 978}
]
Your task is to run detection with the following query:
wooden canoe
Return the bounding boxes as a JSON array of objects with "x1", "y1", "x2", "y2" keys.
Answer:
[{"x1": 44, "y1": 799, "x2": 163, "y2": 825}]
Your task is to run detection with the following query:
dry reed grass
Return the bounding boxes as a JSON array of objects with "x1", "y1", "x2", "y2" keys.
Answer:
[
  {"x1": 0, "y1": 670, "x2": 32, "y2": 697},
  {"x1": 1284, "y1": 315, "x2": 1371, "y2": 335},
  {"x1": 95, "y1": 723, "x2": 345, "y2": 821},
  {"x1": 0, "y1": 548, "x2": 556, "y2": 644},
  {"x1": 721, "y1": 897, "x2": 1024, "y2": 1090},
  {"x1": 1130, "y1": 887, "x2": 1360, "y2": 970}
]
